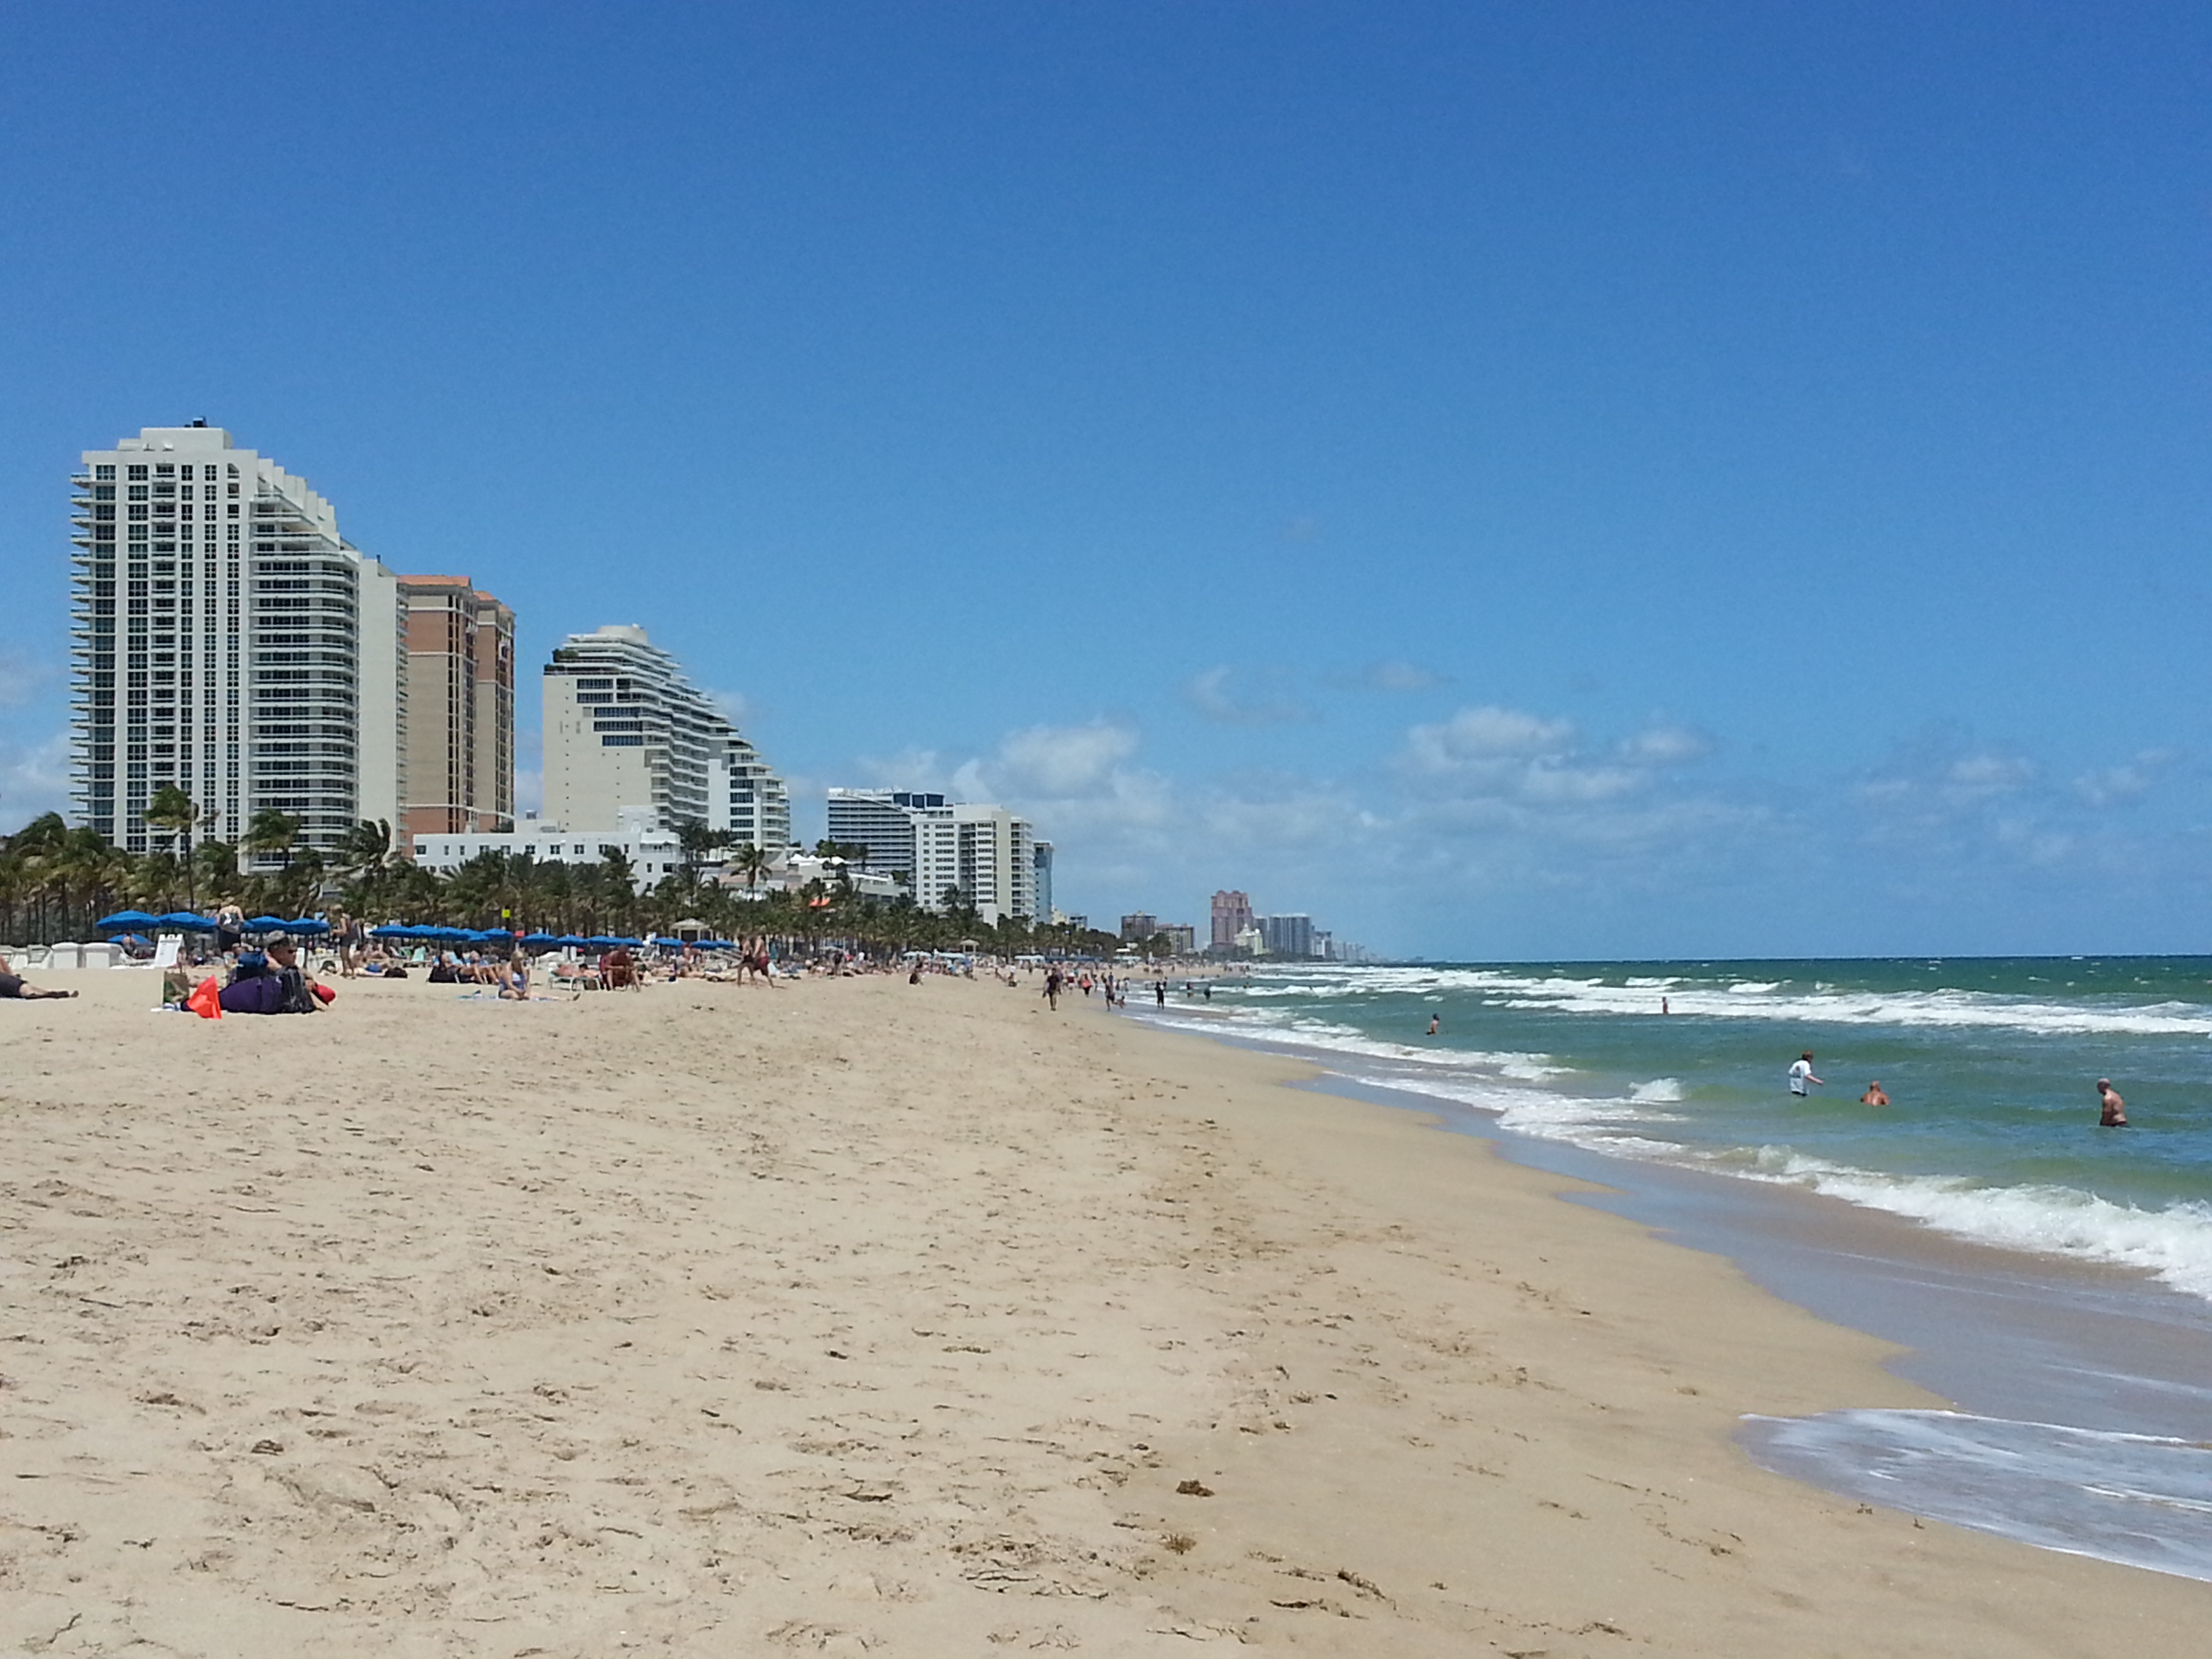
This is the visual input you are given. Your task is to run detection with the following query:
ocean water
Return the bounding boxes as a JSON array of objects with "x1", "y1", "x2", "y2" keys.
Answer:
[
  {"x1": 1139, "y1": 958, "x2": 2212, "y2": 1580},
  {"x1": 1183, "y1": 958, "x2": 2212, "y2": 1302}
]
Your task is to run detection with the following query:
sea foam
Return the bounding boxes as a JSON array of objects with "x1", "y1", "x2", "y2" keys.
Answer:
[{"x1": 1744, "y1": 1410, "x2": 2212, "y2": 1582}]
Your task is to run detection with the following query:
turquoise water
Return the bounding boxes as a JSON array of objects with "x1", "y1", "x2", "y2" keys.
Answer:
[{"x1": 1181, "y1": 958, "x2": 2212, "y2": 1302}]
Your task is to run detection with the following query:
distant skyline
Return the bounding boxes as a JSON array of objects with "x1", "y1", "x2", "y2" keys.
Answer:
[{"x1": 5, "y1": 3, "x2": 2210, "y2": 958}]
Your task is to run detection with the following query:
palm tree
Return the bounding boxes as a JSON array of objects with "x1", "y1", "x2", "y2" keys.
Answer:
[
  {"x1": 734, "y1": 841, "x2": 771, "y2": 898},
  {"x1": 333, "y1": 819, "x2": 398, "y2": 919},
  {"x1": 144, "y1": 785, "x2": 199, "y2": 911},
  {"x1": 243, "y1": 808, "x2": 301, "y2": 872},
  {"x1": 673, "y1": 818, "x2": 729, "y2": 886}
]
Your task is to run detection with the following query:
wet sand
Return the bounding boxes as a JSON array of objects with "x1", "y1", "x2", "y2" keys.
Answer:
[{"x1": 1, "y1": 968, "x2": 2205, "y2": 1654}]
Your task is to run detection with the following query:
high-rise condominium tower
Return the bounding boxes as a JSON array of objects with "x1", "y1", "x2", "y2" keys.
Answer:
[
  {"x1": 69, "y1": 424, "x2": 405, "y2": 862},
  {"x1": 825, "y1": 788, "x2": 1039, "y2": 925},
  {"x1": 1210, "y1": 889, "x2": 1254, "y2": 951},
  {"x1": 541, "y1": 625, "x2": 790, "y2": 852},
  {"x1": 399, "y1": 575, "x2": 516, "y2": 838}
]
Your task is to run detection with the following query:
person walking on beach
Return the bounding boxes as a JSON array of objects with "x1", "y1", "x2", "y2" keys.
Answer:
[
  {"x1": 1788, "y1": 1052, "x2": 1822, "y2": 1096},
  {"x1": 2097, "y1": 1079, "x2": 2128, "y2": 1127},
  {"x1": 1044, "y1": 968, "x2": 1063, "y2": 1011}
]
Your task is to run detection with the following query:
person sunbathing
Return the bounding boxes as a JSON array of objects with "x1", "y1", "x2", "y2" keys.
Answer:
[
  {"x1": 497, "y1": 951, "x2": 531, "y2": 1000},
  {"x1": 218, "y1": 939, "x2": 327, "y2": 1014},
  {"x1": 0, "y1": 951, "x2": 78, "y2": 1000}
]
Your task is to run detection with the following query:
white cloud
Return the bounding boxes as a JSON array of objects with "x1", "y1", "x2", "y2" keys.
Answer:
[
  {"x1": 0, "y1": 646, "x2": 52, "y2": 710},
  {"x1": 1406, "y1": 705, "x2": 1576, "y2": 769},
  {"x1": 1332, "y1": 659, "x2": 1446, "y2": 693},
  {"x1": 1185, "y1": 666, "x2": 1313, "y2": 726},
  {"x1": 1621, "y1": 724, "x2": 1711, "y2": 765},
  {"x1": 994, "y1": 721, "x2": 1139, "y2": 796},
  {"x1": 0, "y1": 727, "x2": 71, "y2": 830},
  {"x1": 2073, "y1": 750, "x2": 2179, "y2": 808}
]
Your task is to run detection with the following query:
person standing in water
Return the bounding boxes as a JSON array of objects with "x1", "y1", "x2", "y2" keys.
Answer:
[
  {"x1": 1860, "y1": 1081, "x2": 1889, "y2": 1106},
  {"x1": 2097, "y1": 1079, "x2": 2128, "y2": 1127},
  {"x1": 1788, "y1": 1052, "x2": 1822, "y2": 1097},
  {"x1": 1427, "y1": 1014, "x2": 1440, "y2": 1037}
]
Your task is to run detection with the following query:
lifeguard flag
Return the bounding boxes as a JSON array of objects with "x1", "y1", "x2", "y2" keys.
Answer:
[{"x1": 186, "y1": 975, "x2": 224, "y2": 1020}]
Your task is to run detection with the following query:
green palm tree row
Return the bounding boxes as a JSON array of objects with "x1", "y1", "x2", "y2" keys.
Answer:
[{"x1": 1, "y1": 809, "x2": 1123, "y2": 961}]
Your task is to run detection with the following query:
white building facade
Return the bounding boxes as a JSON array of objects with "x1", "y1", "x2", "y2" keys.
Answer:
[
  {"x1": 409, "y1": 810, "x2": 686, "y2": 893},
  {"x1": 68, "y1": 424, "x2": 405, "y2": 863},
  {"x1": 825, "y1": 788, "x2": 1038, "y2": 926},
  {"x1": 542, "y1": 626, "x2": 789, "y2": 851}
]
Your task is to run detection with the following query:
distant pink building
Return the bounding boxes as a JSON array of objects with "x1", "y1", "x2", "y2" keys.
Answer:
[{"x1": 1210, "y1": 889, "x2": 1254, "y2": 951}]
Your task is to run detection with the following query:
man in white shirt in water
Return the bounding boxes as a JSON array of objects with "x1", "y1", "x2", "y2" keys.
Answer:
[{"x1": 1788, "y1": 1051, "x2": 1823, "y2": 1097}]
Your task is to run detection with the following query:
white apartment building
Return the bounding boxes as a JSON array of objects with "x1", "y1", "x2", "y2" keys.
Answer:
[
  {"x1": 542, "y1": 626, "x2": 790, "y2": 851},
  {"x1": 409, "y1": 809, "x2": 686, "y2": 893},
  {"x1": 825, "y1": 788, "x2": 1039, "y2": 926},
  {"x1": 68, "y1": 424, "x2": 405, "y2": 863}
]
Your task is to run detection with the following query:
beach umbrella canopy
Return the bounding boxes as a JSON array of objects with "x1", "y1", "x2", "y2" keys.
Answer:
[
  {"x1": 428, "y1": 926, "x2": 470, "y2": 941},
  {"x1": 96, "y1": 909, "x2": 161, "y2": 930},
  {"x1": 519, "y1": 931, "x2": 561, "y2": 948},
  {"x1": 555, "y1": 934, "x2": 588, "y2": 947},
  {"x1": 245, "y1": 916, "x2": 291, "y2": 932},
  {"x1": 583, "y1": 935, "x2": 620, "y2": 949},
  {"x1": 369, "y1": 924, "x2": 416, "y2": 939},
  {"x1": 473, "y1": 928, "x2": 514, "y2": 943},
  {"x1": 107, "y1": 933, "x2": 151, "y2": 947},
  {"x1": 157, "y1": 911, "x2": 217, "y2": 930},
  {"x1": 285, "y1": 918, "x2": 330, "y2": 935}
]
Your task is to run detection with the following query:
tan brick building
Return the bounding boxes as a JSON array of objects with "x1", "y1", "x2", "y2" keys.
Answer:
[{"x1": 398, "y1": 575, "x2": 514, "y2": 840}]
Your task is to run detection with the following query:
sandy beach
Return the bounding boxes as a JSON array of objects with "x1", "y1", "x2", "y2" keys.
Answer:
[{"x1": 2, "y1": 968, "x2": 2205, "y2": 1655}]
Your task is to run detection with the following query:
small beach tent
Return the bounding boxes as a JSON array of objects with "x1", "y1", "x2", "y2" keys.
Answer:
[{"x1": 96, "y1": 910, "x2": 161, "y2": 931}]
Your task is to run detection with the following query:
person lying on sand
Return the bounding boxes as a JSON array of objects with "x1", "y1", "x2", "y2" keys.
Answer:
[{"x1": 0, "y1": 952, "x2": 78, "y2": 1000}]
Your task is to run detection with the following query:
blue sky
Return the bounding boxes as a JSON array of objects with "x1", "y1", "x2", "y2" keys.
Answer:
[{"x1": 3, "y1": 3, "x2": 2209, "y2": 958}]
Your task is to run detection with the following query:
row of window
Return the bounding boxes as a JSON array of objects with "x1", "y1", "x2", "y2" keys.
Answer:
[{"x1": 93, "y1": 462, "x2": 239, "y2": 481}]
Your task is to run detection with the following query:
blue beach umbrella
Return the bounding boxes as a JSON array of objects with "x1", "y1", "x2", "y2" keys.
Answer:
[
  {"x1": 555, "y1": 934, "x2": 588, "y2": 948},
  {"x1": 96, "y1": 909, "x2": 161, "y2": 931},
  {"x1": 245, "y1": 915, "x2": 291, "y2": 933},
  {"x1": 107, "y1": 932, "x2": 152, "y2": 947},
  {"x1": 285, "y1": 918, "x2": 330, "y2": 935},
  {"x1": 369, "y1": 924, "x2": 416, "y2": 939},
  {"x1": 157, "y1": 911, "x2": 217, "y2": 930}
]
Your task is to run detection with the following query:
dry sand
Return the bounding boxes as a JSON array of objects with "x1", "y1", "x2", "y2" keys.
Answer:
[{"x1": 1, "y1": 967, "x2": 2204, "y2": 1655}]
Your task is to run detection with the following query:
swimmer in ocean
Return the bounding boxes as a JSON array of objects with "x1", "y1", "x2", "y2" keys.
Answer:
[
  {"x1": 2097, "y1": 1079, "x2": 2127, "y2": 1128},
  {"x1": 1860, "y1": 1081, "x2": 1889, "y2": 1106}
]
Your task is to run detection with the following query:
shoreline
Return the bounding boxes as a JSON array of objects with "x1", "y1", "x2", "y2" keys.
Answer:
[
  {"x1": 3, "y1": 970, "x2": 2205, "y2": 1652},
  {"x1": 1134, "y1": 1005, "x2": 2212, "y2": 1576}
]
